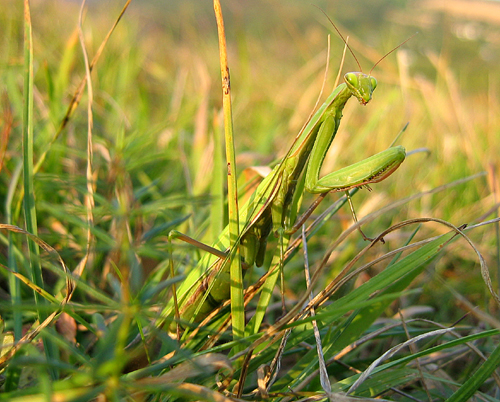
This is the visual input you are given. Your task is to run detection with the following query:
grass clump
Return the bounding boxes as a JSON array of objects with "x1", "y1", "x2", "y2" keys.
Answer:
[{"x1": 0, "y1": 0, "x2": 500, "y2": 401}]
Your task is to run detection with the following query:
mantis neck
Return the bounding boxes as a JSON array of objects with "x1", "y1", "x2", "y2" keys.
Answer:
[
  {"x1": 328, "y1": 83, "x2": 354, "y2": 120},
  {"x1": 291, "y1": 83, "x2": 354, "y2": 163},
  {"x1": 271, "y1": 83, "x2": 356, "y2": 232}
]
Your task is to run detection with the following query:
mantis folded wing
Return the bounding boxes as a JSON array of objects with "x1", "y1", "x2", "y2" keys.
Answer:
[{"x1": 164, "y1": 71, "x2": 406, "y2": 329}]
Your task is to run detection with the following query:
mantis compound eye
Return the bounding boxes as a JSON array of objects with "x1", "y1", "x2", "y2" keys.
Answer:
[
  {"x1": 370, "y1": 77, "x2": 377, "y2": 90},
  {"x1": 344, "y1": 73, "x2": 358, "y2": 88}
]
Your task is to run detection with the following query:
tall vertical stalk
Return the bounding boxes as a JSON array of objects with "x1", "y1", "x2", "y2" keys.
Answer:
[
  {"x1": 213, "y1": 0, "x2": 244, "y2": 345},
  {"x1": 22, "y1": 0, "x2": 58, "y2": 378}
]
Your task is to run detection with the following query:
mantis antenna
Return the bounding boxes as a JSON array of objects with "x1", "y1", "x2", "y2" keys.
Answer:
[
  {"x1": 314, "y1": 6, "x2": 362, "y2": 71},
  {"x1": 316, "y1": 6, "x2": 417, "y2": 76},
  {"x1": 369, "y1": 33, "x2": 418, "y2": 75}
]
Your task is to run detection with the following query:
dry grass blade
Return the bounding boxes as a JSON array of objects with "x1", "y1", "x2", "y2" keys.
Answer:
[
  {"x1": 34, "y1": 0, "x2": 132, "y2": 174},
  {"x1": 266, "y1": 328, "x2": 292, "y2": 393},
  {"x1": 73, "y1": 0, "x2": 94, "y2": 280},
  {"x1": 306, "y1": 217, "x2": 486, "y2": 314},
  {"x1": 347, "y1": 327, "x2": 455, "y2": 395},
  {"x1": 172, "y1": 383, "x2": 245, "y2": 402},
  {"x1": 399, "y1": 311, "x2": 433, "y2": 401},
  {"x1": 0, "y1": 101, "x2": 13, "y2": 174},
  {"x1": 232, "y1": 216, "x2": 489, "y2": 363},
  {"x1": 301, "y1": 225, "x2": 332, "y2": 398},
  {"x1": 284, "y1": 173, "x2": 485, "y2": 273},
  {"x1": 413, "y1": 318, "x2": 500, "y2": 389},
  {"x1": 289, "y1": 322, "x2": 404, "y2": 395},
  {"x1": 463, "y1": 218, "x2": 500, "y2": 309},
  {"x1": 2, "y1": 1, "x2": 499, "y2": 398},
  {"x1": 213, "y1": 0, "x2": 244, "y2": 343},
  {"x1": 137, "y1": 353, "x2": 232, "y2": 384},
  {"x1": 132, "y1": 380, "x2": 245, "y2": 402}
]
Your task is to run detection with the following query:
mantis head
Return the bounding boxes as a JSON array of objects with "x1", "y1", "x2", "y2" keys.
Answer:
[{"x1": 344, "y1": 72, "x2": 378, "y2": 105}]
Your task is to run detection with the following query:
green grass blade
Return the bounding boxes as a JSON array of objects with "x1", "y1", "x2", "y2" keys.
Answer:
[
  {"x1": 446, "y1": 342, "x2": 500, "y2": 402},
  {"x1": 4, "y1": 163, "x2": 22, "y2": 390},
  {"x1": 210, "y1": 112, "x2": 225, "y2": 239},
  {"x1": 22, "y1": 0, "x2": 58, "y2": 379},
  {"x1": 324, "y1": 227, "x2": 425, "y2": 351},
  {"x1": 272, "y1": 229, "x2": 459, "y2": 392},
  {"x1": 329, "y1": 329, "x2": 500, "y2": 397},
  {"x1": 323, "y1": 230, "x2": 458, "y2": 320}
]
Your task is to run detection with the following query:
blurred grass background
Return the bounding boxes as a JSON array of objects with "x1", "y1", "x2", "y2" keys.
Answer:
[{"x1": 1, "y1": 0, "x2": 500, "y2": 386}]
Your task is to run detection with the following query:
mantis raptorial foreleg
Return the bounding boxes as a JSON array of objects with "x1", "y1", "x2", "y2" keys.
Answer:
[{"x1": 164, "y1": 71, "x2": 406, "y2": 330}]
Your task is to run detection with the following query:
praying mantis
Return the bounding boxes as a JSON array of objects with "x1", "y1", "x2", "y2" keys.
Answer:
[{"x1": 164, "y1": 46, "x2": 407, "y2": 331}]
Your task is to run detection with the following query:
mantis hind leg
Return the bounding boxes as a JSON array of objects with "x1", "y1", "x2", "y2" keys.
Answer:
[{"x1": 241, "y1": 214, "x2": 272, "y2": 267}]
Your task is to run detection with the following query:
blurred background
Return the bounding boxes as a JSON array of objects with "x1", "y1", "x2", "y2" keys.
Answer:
[{"x1": 1, "y1": 0, "x2": 500, "y2": 319}]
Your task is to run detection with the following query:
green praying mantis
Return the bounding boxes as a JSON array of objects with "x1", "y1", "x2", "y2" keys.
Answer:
[{"x1": 163, "y1": 42, "x2": 407, "y2": 332}]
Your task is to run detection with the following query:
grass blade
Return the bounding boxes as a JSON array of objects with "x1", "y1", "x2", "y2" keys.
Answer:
[
  {"x1": 213, "y1": 0, "x2": 244, "y2": 346},
  {"x1": 210, "y1": 112, "x2": 225, "y2": 239},
  {"x1": 446, "y1": 342, "x2": 500, "y2": 402},
  {"x1": 22, "y1": 0, "x2": 58, "y2": 379}
]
